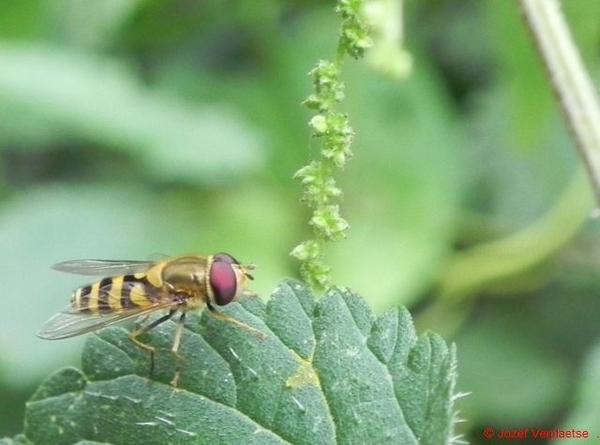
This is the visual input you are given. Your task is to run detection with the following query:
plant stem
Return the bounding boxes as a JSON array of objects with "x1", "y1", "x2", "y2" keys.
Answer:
[{"x1": 518, "y1": 0, "x2": 600, "y2": 204}]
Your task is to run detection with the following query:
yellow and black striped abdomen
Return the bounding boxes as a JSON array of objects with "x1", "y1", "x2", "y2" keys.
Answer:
[{"x1": 71, "y1": 273, "x2": 163, "y2": 314}]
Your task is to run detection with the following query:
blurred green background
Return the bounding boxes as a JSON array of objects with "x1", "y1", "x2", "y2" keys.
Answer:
[{"x1": 1, "y1": 0, "x2": 600, "y2": 443}]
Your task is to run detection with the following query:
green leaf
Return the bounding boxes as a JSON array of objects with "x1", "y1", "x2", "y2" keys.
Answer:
[{"x1": 24, "y1": 280, "x2": 459, "y2": 445}]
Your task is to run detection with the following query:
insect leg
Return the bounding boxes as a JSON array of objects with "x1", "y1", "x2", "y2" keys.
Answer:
[
  {"x1": 134, "y1": 313, "x2": 151, "y2": 329},
  {"x1": 169, "y1": 311, "x2": 187, "y2": 387},
  {"x1": 206, "y1": 302, "x2": 266, "y2": 340},
  {"x1": 130, "y1": 309, "x2": 177, "y2": 377}
]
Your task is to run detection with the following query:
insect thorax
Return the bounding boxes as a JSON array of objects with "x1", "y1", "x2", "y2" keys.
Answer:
[{"x1": 161, "y1": 256, "x2": 211, "y2": 306}]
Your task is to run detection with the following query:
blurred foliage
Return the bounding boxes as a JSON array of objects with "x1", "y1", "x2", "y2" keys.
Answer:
[{"x1": 0, "y1": 0, "x2": 600, "y2": 444}]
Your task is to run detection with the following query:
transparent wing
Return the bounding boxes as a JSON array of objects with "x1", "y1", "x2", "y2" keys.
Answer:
[
  {"x1": 52, "y1": 259, "x2": 156, "y2": 276},
  {"x1": 38, "y1": 276, "x2": 173, "y2": 340},
  {"x1": 37, "y1": 297, "x2": 177, "y2": 340}
]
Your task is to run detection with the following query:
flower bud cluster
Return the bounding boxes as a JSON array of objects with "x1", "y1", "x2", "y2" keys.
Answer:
[{"x1": 291, "y1": 0, "x2": 372, "y2": 291}]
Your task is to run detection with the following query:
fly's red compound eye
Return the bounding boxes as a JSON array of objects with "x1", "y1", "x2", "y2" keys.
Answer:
[
  {"x1": 212, "y1": 252, "x2": 239, "y2": 265},
  {"x1": 210, "y1": 254, "x2": 238, "y2": 305}
]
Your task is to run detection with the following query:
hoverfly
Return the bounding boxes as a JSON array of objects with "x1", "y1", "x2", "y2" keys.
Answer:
[{"x1": 38, "y1": 252, "x2": 264, "y2": 385}]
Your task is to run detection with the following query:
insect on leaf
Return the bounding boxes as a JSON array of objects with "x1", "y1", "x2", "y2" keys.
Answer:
[{"x1": 24, "y1": 279, "x2": 460, "y2": 445}]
